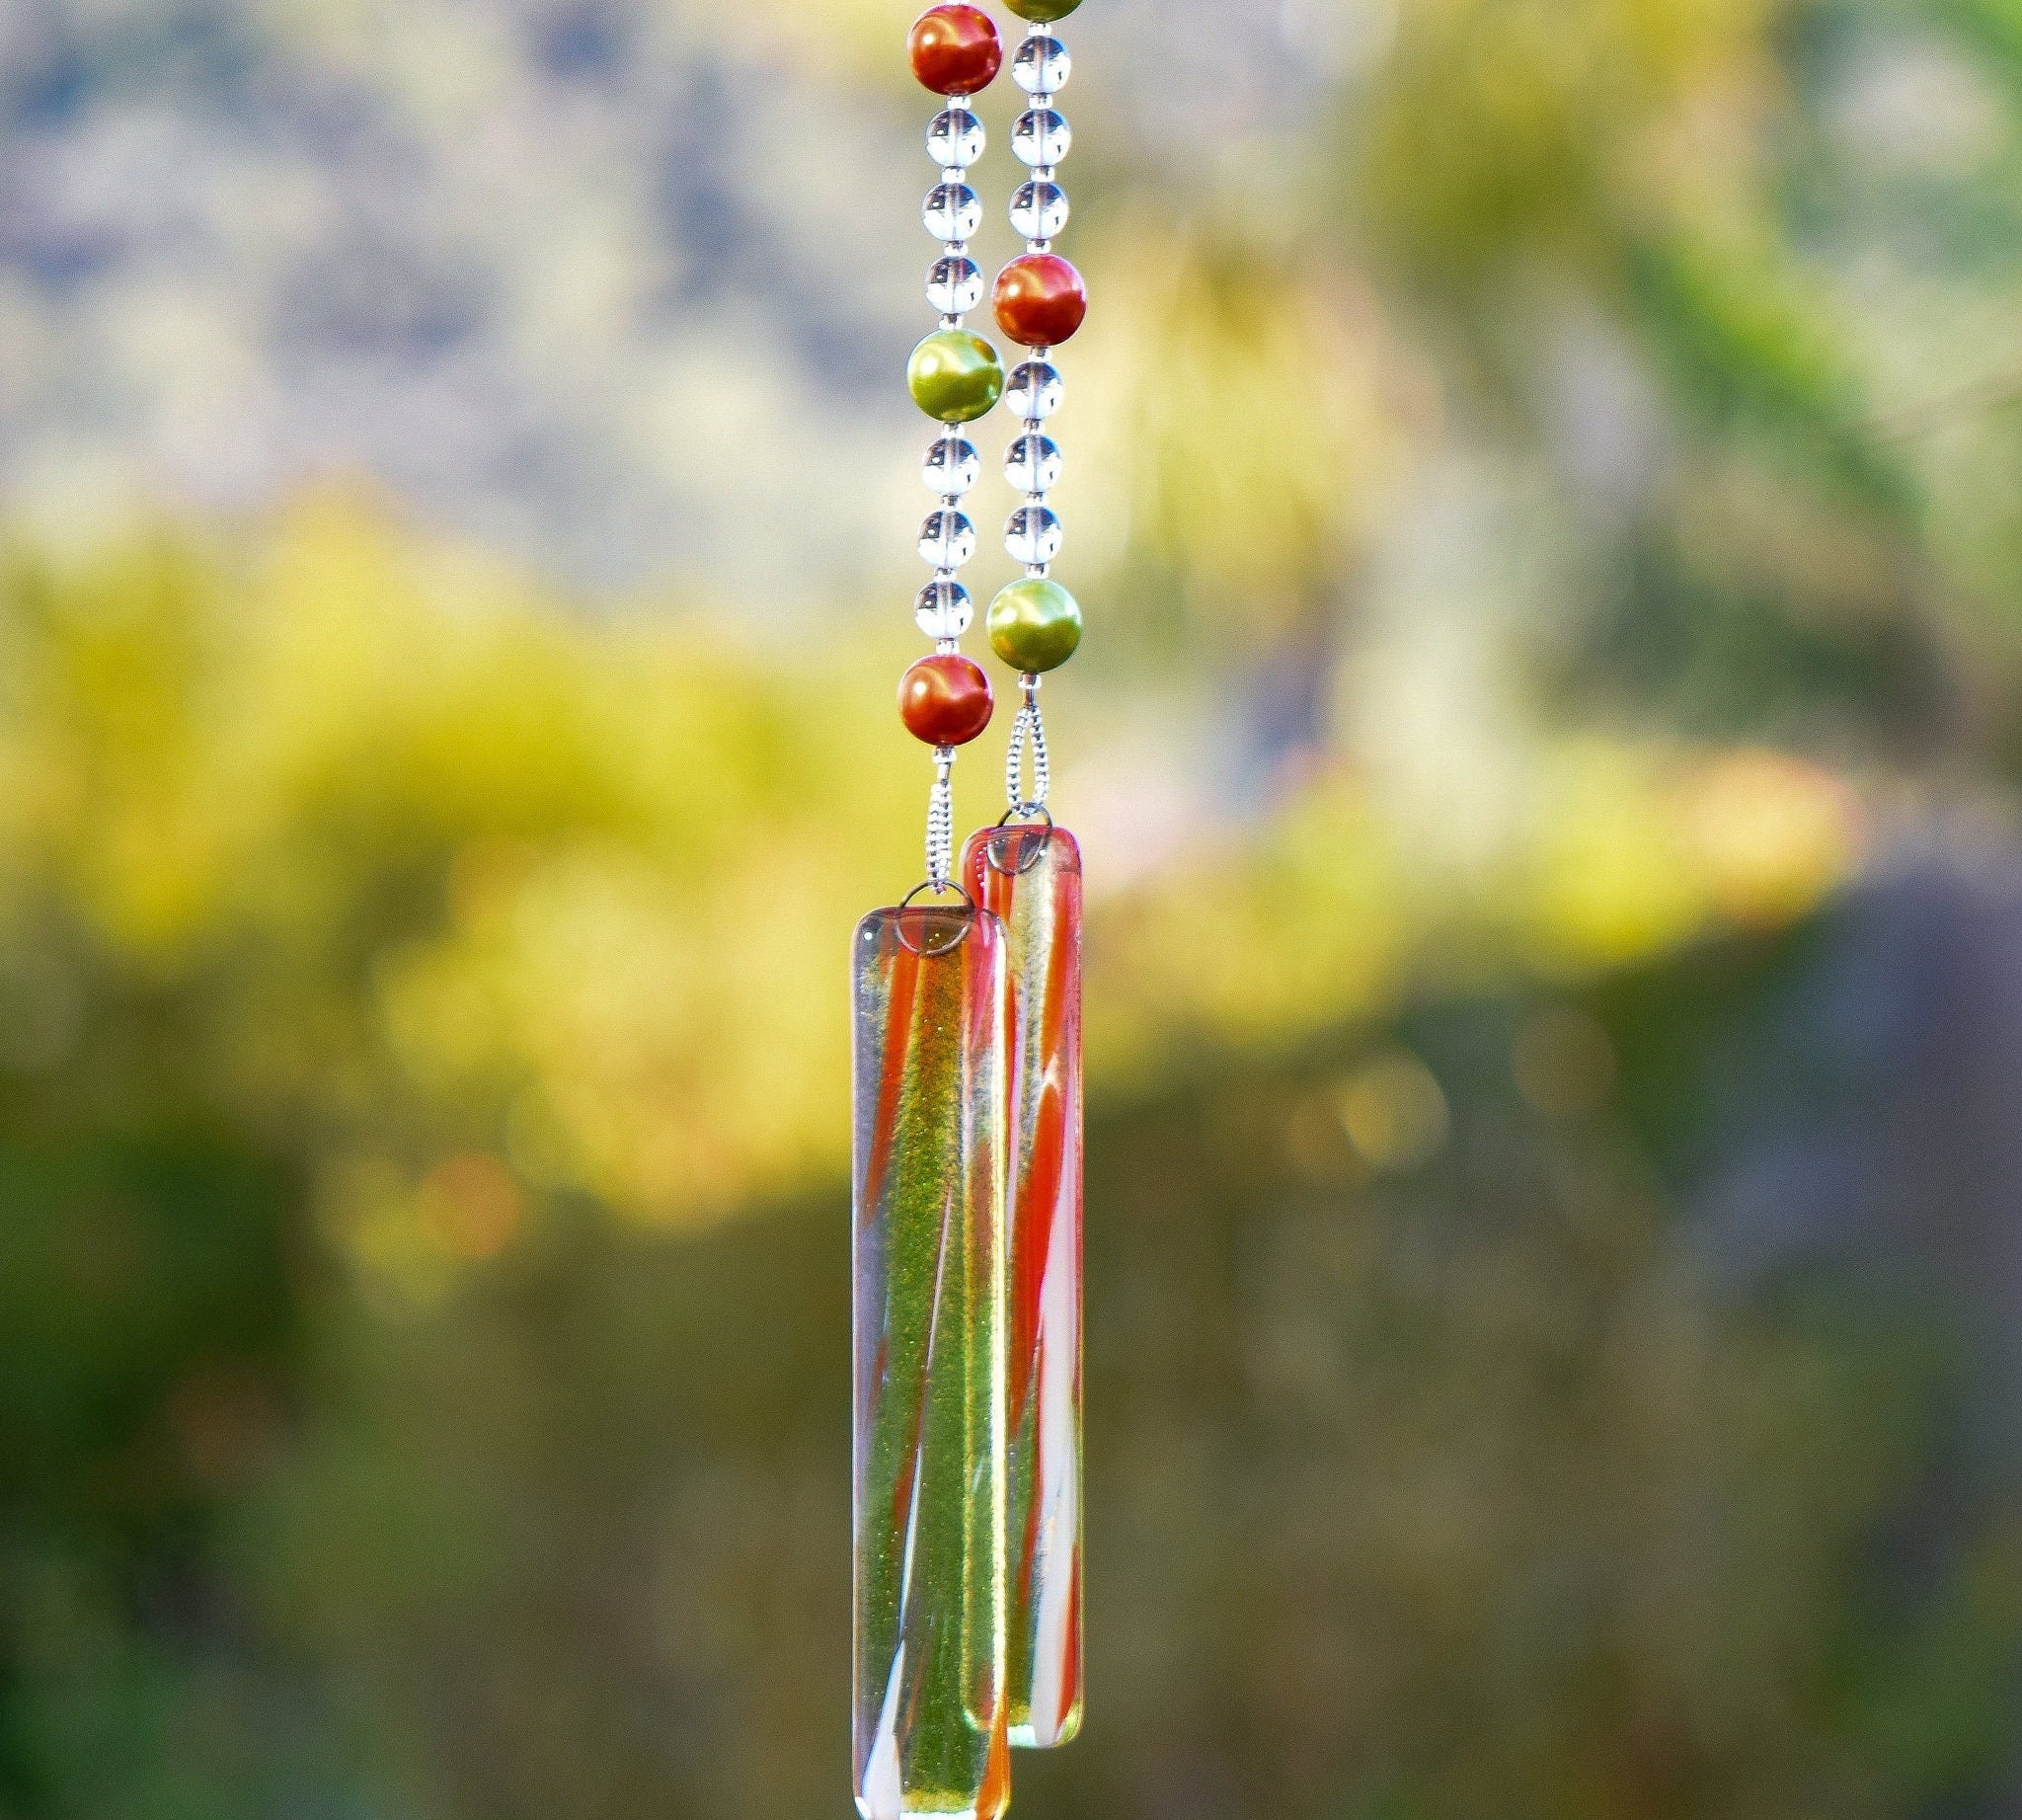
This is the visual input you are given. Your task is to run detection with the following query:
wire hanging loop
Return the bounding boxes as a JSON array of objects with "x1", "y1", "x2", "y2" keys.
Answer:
[
  {"x1": 924, "y1": 747, "x2": 959, "y2": 890},
  {"x1": 1004, "y1": 674, "x2": 1050, "y2": 819}
]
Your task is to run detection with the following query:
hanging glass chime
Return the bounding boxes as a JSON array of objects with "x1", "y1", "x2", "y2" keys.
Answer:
[{"x1": 853, "y1": 2, "x2": 1088, "y2": 1814}]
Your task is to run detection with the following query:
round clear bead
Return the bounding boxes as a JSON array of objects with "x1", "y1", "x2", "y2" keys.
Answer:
[
  {"x1": 922, "y1": 434, "x2": 980, "y2": 497},
  {"x1": 1005, "y1": 433, "x2": 1063, "y2": 494},
  {"x1": 918, "y1": 509, "x2": 977, "y2": 569},
  {"x1": 1013, "y1": 35, "x2": 1071, "y2": 95},
  {"x1": 923, "y1": 182, "x2": 982, "y2": 242},
  {"x1": 1009, "y1": 180, "x2": 1069, "y2": 242},
  {"x1": 915, "y1": 579, "x2": 974, "y2": 640},
  {"x1": 1006, "y1": 506, "x2": 1064, "y2": 567},
  {"x1": 1011, "y1": 109, "x2": 1070, "y2": 168},
  {"x1": 926, "y1": 255, "x2": 985, "y2": 317},
  {"x1": 1005, "y1": 360, "x2": 1063, "y2": 421},
  {"x1": 927, "y1": 108, "x2": 985, "y2": 169}
]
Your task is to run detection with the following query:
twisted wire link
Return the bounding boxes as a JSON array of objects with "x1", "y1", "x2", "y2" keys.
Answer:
[
  {"x1": 926, "y1": 750, "x2": 957, "y2": 885},
  {"x1": 1005, "y1": 679, "x2": 1050, "y2": 816}
]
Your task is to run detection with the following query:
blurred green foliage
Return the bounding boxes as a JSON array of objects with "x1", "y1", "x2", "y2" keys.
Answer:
[{"x1": 0, "y1": 506, "x2": 1992, "y2": 1820}]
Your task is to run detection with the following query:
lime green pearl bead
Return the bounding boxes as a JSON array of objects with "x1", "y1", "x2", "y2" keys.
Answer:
[
  {"x1": 1006, "y1": 0, "x2": 1080, "y2": 19},
  {"x1": 908, "y1": 330, "x2": 1004, "y2": 424},
  {"x1": 988, "y1": 578, "x2": 1083, "y2": 673}
]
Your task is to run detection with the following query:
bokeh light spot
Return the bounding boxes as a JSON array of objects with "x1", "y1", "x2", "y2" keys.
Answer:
[{"x1": 1337, "y1": 1050, "x2": 1450, "y2": 1171}]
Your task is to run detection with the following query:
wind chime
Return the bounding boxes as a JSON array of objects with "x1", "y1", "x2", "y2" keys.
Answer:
[{"x1": 852, "y1": 1, "x2": 1086, "y2": 1815}]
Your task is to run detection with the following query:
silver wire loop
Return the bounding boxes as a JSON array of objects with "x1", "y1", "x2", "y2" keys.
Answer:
[
  {"x1": 1004, "y1": 675, "x2": 1050, "y2": 817},
  {"x1": 926, "y1": 747, "x2": 958, "y2": 887}
]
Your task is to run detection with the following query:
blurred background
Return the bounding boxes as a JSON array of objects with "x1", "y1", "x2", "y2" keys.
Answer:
[{"x1": 2, "y1": 0, "x2": 2022, "y2": 1815}]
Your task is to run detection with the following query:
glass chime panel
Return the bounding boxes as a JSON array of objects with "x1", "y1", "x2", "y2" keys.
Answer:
[
  {"x1": 965, "y1": 825, "x2": 1083, "y2": 1749},
  {"x1": 853, "y1": 903, "x2": 1012, "y2": 1820}
]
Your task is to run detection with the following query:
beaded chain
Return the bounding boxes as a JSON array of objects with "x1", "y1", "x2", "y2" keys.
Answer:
[
  {"x1": 899, "y1": 0, "x2": 1087, "y2": 887},
  {"x1": 994, "y1": 12, "x2": 1083, "y2": 820}
]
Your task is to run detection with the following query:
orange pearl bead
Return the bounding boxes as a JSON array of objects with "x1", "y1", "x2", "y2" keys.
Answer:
[
  {"x1": 899, "y1": 655, "x2": 994, "y2": 747},
  {"x1": 992, "y1": 254, "x2": 1087, "y2": 348},
  {"x1": 908, "y1": 6, "x2": 1002, "y2": 97}
]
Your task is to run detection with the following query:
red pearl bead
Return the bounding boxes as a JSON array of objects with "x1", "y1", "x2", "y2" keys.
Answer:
[
  {"x1": 908, "y1": 6, "x2": 1002, "y2": 97},
  {"x1": 992, "y1": 254, "x2": 1087, "y2": 348},
  {"x1": 898, "y1": 655, "x2": 994, "y2": 747}
]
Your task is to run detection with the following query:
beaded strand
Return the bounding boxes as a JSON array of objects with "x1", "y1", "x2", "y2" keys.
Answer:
[
  {"x1": 901, "y1": 5, "x2": 1007, "y2": 887},
  {"x1": 988, "y1": 0, "x2": 1085, "y2": 817}
]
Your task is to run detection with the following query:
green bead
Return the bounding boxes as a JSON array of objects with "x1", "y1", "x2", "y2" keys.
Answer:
[
  {"x1": 988, "y1": 579, "x2": 1083, "y2": 674},
  {"x1": 907, "y1": 330, "x2": 1004, "y2": 424},
  {"x1": 1006, "y1": 0, "x2": 1081, "y2": 18}
]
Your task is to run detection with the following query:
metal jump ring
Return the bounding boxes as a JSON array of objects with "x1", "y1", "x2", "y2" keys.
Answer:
[
  {"x1": 896, "y1": 878, "x2": 977, "y2": 956},
  {"x1": 901, "y1": 878, "x2": 975, "y2": 910},
  {"x1": 985, "y1": 806, "x2": 1055, "y2": 876}
]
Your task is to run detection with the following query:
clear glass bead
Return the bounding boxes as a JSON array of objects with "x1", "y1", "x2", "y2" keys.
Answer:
[
  {"x1": 1011, "y1": 108, "x2": 1070, "y2": 168},
  {"x1": 1009, "y1": 180, "x2": 1069, "y2": 242},
  {"x1": 918, "y1": 509, "x2": 977, "y2": 569},
  {"x1": 922, "y1": 433, "x2": 980, "y2": 496},
  {"x1": 1005, "y1": 433, "x2": 1063, "y2": 495},
  {"x1": 926, "y1": 255, "x2": 985, "y2": 317},
  {"x1": 1013, "y1": 35, "x2": 1071, "y2": 96},
  {"x1": 927, "y1": 108, "x2": 984, "y2": 169},
  {"x1": 1006, "y1": 506, "x2": 1064, "y2": 567},
  {"x1": 1005, "y1": 359, "x2": 1062, "y2": 421},
  {"x1": 923, "y1": 182, "x2": 982, "y2": 243},
  {"x1": 915, "y1": 579, "x2": 974, "y2": 640}
]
